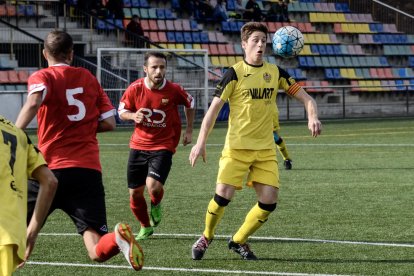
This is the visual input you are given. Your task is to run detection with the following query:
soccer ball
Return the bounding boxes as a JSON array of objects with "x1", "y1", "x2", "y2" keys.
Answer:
[{"x1": 272, "y1": 26, "x2": 304, "y2": 58}]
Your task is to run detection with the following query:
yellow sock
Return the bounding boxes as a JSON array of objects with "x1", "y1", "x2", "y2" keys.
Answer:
[
  {"x1": 203, "y1": 198, "x2": 225, "y2": 240},
  {"x1": 233, "y1": 203, "x2": 271, "y2": 244},
  {"x1": 276, "y1": 139, "x2": 290, "y2": 160}
]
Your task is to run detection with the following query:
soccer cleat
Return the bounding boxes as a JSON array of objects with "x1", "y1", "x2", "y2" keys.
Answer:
[
  {"x1": 228, "y1": 238, "x2": 258, "y2": 260},
  {"x1": 150, "y1": 203, "x2": 162, "y2": 227},
  {"x1": 114, "y1": 222, "x2": 144, "y2": 271},
  {"x1": 136, "y1": 226, "x2": 154, "y2": 240},
  {"x1": 284, "y1": 159, "x2": 292, "y2": 170},
  {"x1": 191, "y1": 235, "x2": 212, "y2": 260}
]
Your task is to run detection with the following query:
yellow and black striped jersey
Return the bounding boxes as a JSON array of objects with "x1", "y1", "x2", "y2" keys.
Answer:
[{"x1": 213, "y1": 60, "x2": 301, "y2": 150}]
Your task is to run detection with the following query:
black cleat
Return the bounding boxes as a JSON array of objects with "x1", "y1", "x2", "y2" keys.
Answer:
[
  {"x1": 228, "y1": 238, "x2": 258, "y2": 260},
  {"x1": 284, "y1": 159, "x2": 292, "y2": 170}
]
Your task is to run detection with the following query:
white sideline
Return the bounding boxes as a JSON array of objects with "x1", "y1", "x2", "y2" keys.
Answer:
[
  {"x1": 39, "y1": 232, "x2": 414, "y2": 248},
  {"x1": 26, "y1": 261, "x2": 351, "y2": 276},
  {"x1": 100, "y1": 143, "x2": 414, "y2": 147}
]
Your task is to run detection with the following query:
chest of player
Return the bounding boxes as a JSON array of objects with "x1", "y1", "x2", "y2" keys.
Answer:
[{"x1": 234, "y1": 72, "x2": 278, "y2": 104}]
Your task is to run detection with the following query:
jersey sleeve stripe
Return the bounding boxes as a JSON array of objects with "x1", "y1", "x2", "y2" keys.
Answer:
[{"x1": 99, "y1": 109, "x2": 116, "y2": 121}]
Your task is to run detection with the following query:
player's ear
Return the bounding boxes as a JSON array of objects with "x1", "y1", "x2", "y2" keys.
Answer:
[{"x1": 42, "y1": 49, "x2": 48, "y2": 60}]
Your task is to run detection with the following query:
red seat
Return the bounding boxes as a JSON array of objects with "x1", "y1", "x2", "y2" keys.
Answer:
[
  {"x1": 209, "y1": 44, "x2": 219, "y2": 55},
  {"x1": 140, "y1": 19, "x2": 149, "y2": 30},
  {"x1": 149, "y1": 32, "x2": 159, "y2": 42},
  {"x1": 148, "y1": 20, "x2": 158, "y2": 31},
  {"x1": 225, "y1": 44, "x2": 235, "y2": 55},
  {"x1": 218, "y1": 44, "x2": 227, "y2": 55},
  {"x1": 157, "y1": 31, "x2": 168, "y2": 43},
  {"x1": 0, "y1": 71, "x2": 10, "y2": 83},
  {"x1": 8, "y1": 71, "x2": 20, "y2": 83},
  {"x1": 17, "y1": 70, "x2": 29, "y2": 83}
]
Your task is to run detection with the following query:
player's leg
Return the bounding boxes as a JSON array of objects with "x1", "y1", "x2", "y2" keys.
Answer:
[
  {"x1": 230, "y1": 151, "x2": 279, "y2": 260},
  {"x1": 127, "y1": 150, "x2": 152, "y2": 239},
  {"x1": 146, "y1": 150, "x2": 173, "y2": 229},
  {"x1": 192, "y1": 149, "x2": 249, "y2": 260},
  {"x1": 58, "y1": 167, "x2": 144, "y2": 270},
  {"x1": 273, "y1": 131, "x2": 292, "y2": 170}
]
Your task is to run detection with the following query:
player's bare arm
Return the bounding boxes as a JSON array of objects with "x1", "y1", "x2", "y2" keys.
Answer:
[
  {"x1": 15, "y1": 91, "x2": 43, "y2": 129},
  {"x1": 183, "y1": 107, "x2": 195, "y2": 146},
  {"x1": 21, "y1": 165, "x2": 57, "y2": 267},
  {"x1": 293, "y1": 88, "x2": 322, "y2": 137},
  {"x1": 189, "y1": 97, "x2": 224, "y2": 167}
]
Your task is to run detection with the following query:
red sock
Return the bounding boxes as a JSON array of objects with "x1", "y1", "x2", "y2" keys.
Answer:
[
  {"x1": 95, "y1": 233, "x2": 119, "y2": 261},
  {"x1": 130, "y1": 196, "x2": 151, "y2": 227},
  {"x1": 149, "y1": 187, "x2": 164, "y2": 206}
]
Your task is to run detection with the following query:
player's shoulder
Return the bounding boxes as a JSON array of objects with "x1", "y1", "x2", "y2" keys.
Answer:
[{"x1": 166, "y1": 80, "x2": 185, "y2": 92}]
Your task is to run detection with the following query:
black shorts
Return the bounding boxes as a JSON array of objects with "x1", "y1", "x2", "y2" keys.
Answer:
[
  {"x1": 127, "y1": 149, "x2": 173, "y2": 189},
  {"x1": 27, "y1": 168, "x2": 108, "y2": 236}
]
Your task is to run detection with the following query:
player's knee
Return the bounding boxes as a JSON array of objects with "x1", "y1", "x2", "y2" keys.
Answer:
[
  {"x1": 214, "y1": 193, "x2": 231, "y2": 207},
  {"x1": 258, "y1": 201, "x2": 277, "y2": 212}
]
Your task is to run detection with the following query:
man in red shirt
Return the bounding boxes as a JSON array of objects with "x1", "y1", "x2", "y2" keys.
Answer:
[
  {"x1": 118, "y1": 52, "x2": 195, "y2": 240},
  {"x1": 15, "y1": 30, "x2": 144, "y2": 270}
]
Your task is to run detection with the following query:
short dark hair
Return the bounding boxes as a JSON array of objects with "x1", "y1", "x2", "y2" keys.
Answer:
[
  {"x1": 240, "y1": 22, "x2": 268, "y2": 42},
  {"x1": 132, "y1": 14, "x2": 140, "y2": 20},
  {"x1": 144, "y1": 52, "x2": 167, "y2": 66},
  {"x1": 44, "y1": 30, "x2": 73, "y2": 60}
]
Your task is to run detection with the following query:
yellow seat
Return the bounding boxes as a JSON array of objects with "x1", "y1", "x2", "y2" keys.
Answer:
[{"x1": 210, "y1": 56, "x2": 221, "y2": 67}]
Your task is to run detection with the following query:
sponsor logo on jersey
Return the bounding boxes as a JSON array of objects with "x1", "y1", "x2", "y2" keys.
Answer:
[{"x1": 249, "y1": 87, "x2": 274, "y2": 99}]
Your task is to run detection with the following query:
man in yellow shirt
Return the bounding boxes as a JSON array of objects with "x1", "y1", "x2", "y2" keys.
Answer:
[
  {"x1": 0, "y1": 115, "x2": 57, "y2": 275},
  {"x1": 189, "y1": 22, "x2": 321, "y2": 260}
]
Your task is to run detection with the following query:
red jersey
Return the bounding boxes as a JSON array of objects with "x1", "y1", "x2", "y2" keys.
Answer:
[
  {"x1": 28, "y1": 64, "x2": 115, "y2": 171},
  {"x1": 118, "y1": 78, "x2": 194, "y2": 153}
]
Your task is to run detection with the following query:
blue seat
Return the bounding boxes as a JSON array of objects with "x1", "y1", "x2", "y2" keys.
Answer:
[
  {"x1": 200, "y1": 32, "x2": 209, "y2": 43},
  {"x1": 395, "y1": 79, "x2": 405, "y2": 90},
  {"x1": 114, "y1": 19, "x2": 124, "y2": 29},
  {"x1": 221, "y1": 21, "x2": 231, "y2": 32},
  {"x1": 306, "y1": 56, "x2": 316, "y2": 67},
  {"x1": 333, "y1": 45, "x2": 342, "y2": 55},
  {"x1": 25, "y1": 5, "x2": 35, "y2": 16},
  {"x1": 123, "y1": 0, "x2": 131, "y2": 7},
  {"x1": 190, "y1": 20, "x2": 198, "y2": 30},
  {"x1": 172, "y1": 0, "x2": 180, "y2": 9},
  {"x1": 325, "y1": 68, "x2": 334, "y2": 79},
  {"x1": 310, "y1": 45, "x2": 319, "y2": 54},
  {"x1": 326, "y1": 45, "x2": 334, "y2": 55},
  {"x1": 230, "y1": 22, "x2": 239, "y2": 32},
  {"x1": 294, "y1": 69, "x2": 305, "y2": 80},
  {"x1": 332, "y1": 68, "x2": 341, "y2": 79},
  {"x1": 408, "y1": 56, "x2": 414, "y2": 67},
  {"x1": 379, "y1": 56, "x2": 389, "y2": 66},
  {"x1": 96, "y1": 19, "x2": 107, "y2": 30},
  {"x1": 183, "y1": 32, "x2": 192, "y2": 43},
  {"x1": 164, "y1": 9, "x2": 175, "y2": 19},
  {"x1": 166, "y1": 32, "x2": 176, "y2": 42},
  {"x1": 131, "y1": 0, "x2": 140, "y2": 7},
  {"x1": 191, "y1": 32, "x2": 201, "y2": 43},
  {"x1": 237, "y1": 21, "x2": 244, "y2": 30},
  {"x1": 298, "y1": 57, "x2": 308, "y2": 67},
  {"x1": 139, "y1": 0, "x2": 150, "y2": 8},
  {"x1": 318, "y1": 45, "x2": 327, "y2": 55},
  {"x1": 175, "y1": 32, "x2": 184, "y2": 43},
  {"x1": 156, "y1": 9, "x2": 165, "y2": 19}
]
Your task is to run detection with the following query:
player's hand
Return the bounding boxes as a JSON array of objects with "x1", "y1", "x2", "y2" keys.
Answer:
[
  {"x1": 182, "y1": 129, "x2": 193, "y2": 146},
  {"x1": 18, "y1": 233, "x2": 37, "y2": 269},
  {"x1": 189, "y1": 143, "x2": 206, "y2": 167},
  {"x1": 134, "y1": 110, "x2": 144, "y2": 124},
  {"x1": 308, "y1": 118, "x2": 322, "y2": 137}
]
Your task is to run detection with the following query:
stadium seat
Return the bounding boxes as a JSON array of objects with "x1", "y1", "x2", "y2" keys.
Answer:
[
  {"x1": 0, "y1": 71, "x2": 9, "y2": 83},
  {"x1": 166, "y1": 32, "x2": 175, "y2": 42},
  {"x1": 191, "y1": 32, "x2": 201, "y2": 43},
  {"x1": 209, "y1": 44, "x2": 219, "y2": 55},
  {"x1": 221, "y1": 21, "x2": 231, "y2": 33},
  {"x1": 157, "y1": 20, "x2": 166, "y2": 30},
  {"x1": 173, "y1": 20, "x2": 183, "y2": 31},
  {"x1": 200, "y1": 32, "x2": 209, "y2": 43},
  {"x1": 158, "y1": 32, "x2": 168, "y2": 43},
  {"x1": 148, "y1": 20, "x2": 158, "y2": 31},
  {"x1": 17, "y1": 70, "x2": 29, "y2": 83},
  {"x1": 164, "y1": 9, "x2": 176, "y2": 19}
]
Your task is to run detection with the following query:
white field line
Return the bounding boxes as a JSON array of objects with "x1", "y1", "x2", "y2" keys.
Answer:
[
  {"x1": 26, "y1": 261, "x2": 352, "y2": 276},
  {"x1": 101, "y1": 143, "x2": 414, "y2": 147},
  {"x1": 39, "y1": 232, "x2": 414, "y2": 248}
]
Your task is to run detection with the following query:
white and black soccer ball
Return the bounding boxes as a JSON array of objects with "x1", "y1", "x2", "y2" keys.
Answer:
[{"x1": 272, "y1": 26, "x2": 304, "y2": 58}]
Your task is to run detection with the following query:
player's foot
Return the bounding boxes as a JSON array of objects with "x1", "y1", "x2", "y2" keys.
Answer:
[
  {"x1": 136, "y1": 226, "x2": 154, "y2": 240},
  {"x1": 284, "y1": 159, "x2": 292, "y2": 170},
  {"x1": 192, "y1": 234, "x2": 212, "y2": 260},
  {"x1": 228, "y1": 238, "x2": 258, "y2": 260},
  {"x1": 150, "y1": 203, "x2": 162, "y2": 227},
  {"x1": 114, "y1": 222, "x2": 144, "y2": 271}
]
